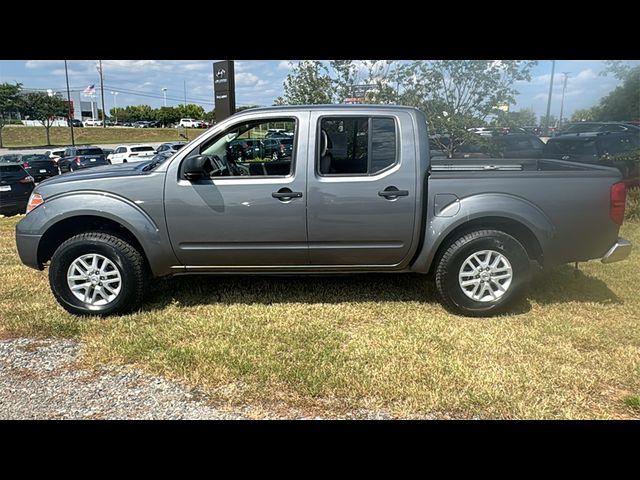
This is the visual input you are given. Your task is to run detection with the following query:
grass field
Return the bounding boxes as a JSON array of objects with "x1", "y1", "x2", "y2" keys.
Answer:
[
  {"x1": 0, "y1": 216, "x2": 639, "y2": 419},
  {"x1": 1, "y1": 126, "x2": 206, "y2": 148}
]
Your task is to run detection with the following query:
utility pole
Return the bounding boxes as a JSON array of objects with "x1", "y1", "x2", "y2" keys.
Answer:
[
  {"x1": 97, "y1": 60, "x2": 106, "y2": 127},
  {"x1": 162, "y1": 88, "x2": 167, "y2": 107},
  {"x1": 543, "y1": 60, "x2": 556, "y2": 135},
  {"x1": 183, "y1": 80, "x2": 187, "y2": 106},
  {"x1": 559, "y1": 72, "x2": 571, "y2": 128},
  {"x1": 64, "y1": 60, "x2": 75, "y2": 146}
]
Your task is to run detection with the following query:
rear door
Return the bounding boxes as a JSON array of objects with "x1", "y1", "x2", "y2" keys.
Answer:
[{"x1": 306, "y1": 111, "x2": 417, "y2": 266}]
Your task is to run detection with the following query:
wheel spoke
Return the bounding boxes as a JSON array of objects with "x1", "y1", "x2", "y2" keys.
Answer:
[
  {"x1": 461, "y1": 279, "x2": 480, "y2": 287},
  {"x1": 71, "y1": 282, "x2": 91, "y2": 291},
  {"x1": 68, "y1": 274, "x2": 86, "y2": 281}
]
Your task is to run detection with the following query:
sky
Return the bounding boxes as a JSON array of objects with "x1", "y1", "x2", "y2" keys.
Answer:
[{"x1": 0, "y1": 60, "x2": 637, "y2": 120}]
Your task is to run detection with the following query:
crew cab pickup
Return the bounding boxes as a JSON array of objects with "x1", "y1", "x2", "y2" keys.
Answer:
[{"x1": 15, "y1": 105, "x2": 632, "y2": 317}]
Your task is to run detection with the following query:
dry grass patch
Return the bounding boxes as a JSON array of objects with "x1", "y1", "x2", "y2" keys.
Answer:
[{"x1": 1, "y1": 215, "x2": 639, "y2": 419}]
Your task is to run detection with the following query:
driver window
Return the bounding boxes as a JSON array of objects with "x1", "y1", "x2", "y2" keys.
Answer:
[{"x1": 190, "y1": 118, "x2": 296, "y2": 177}]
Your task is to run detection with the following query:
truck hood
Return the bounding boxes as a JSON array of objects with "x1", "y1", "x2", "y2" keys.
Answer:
[{"x1": 39, "y1": 161, "x2": 152, "y2": 186}]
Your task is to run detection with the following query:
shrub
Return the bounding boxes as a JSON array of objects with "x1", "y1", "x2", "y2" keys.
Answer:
[{"x1": 626, "y1": 187, "x2": 640, "y2": 221}]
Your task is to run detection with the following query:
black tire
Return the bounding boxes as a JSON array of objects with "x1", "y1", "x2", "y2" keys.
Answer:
[
  {"x1": 49, "y1": 232, "x2": 146, "y2": 316},
  {"x1": 434, "y1": 229, "x2": 530, "y2": 317}
]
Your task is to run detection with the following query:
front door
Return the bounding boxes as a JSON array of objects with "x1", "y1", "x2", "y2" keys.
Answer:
[
  {"x1": 306, "y1": 112, "x2": 417, "y2": 266},
  {"x1": 164, "y1": 114, "x2": 309, "y2": 268}
]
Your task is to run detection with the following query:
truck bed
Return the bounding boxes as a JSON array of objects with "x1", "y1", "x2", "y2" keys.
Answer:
[{"x1": 425, "y1": 157, "x2": 623, "y2": 267}]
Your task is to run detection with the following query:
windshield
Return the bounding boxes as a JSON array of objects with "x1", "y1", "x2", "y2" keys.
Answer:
[{"x1": 132, "y1": 146, "x2": 155, "y2": 152}]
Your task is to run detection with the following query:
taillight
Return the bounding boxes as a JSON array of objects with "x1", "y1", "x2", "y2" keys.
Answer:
[
  {"x1": 75, "y1": 156, "x2": 81, "y2": 165},
  {"x1": 22, "y1": 161, "x2": 30, "y2": 168},
  {"x1": 26, "y1": 193, "x2": 44, "y2": 213},
  {"x1": 19, "y1": 176, "x2": 34, "y2": 184},
  {"x1": 610, "y1": 182, "x2": 626, "y2": 225}
]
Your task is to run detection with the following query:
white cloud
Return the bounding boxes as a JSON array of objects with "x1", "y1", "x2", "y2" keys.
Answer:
[
  {"x1": 235, "y1": 72, "x2": 260, "y2": 87},
  {"x1": 277, "y1": 60, "x2": 292, "y2": 70},
  {"x1": 25, "y1": 60, "x2": 62, "y2": 69}
]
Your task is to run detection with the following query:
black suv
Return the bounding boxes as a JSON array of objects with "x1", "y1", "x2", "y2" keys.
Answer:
[
  {"x1": 555, "y1": 122, "x2": 640, "y2": 136},
  {"x1": 58, "y1": 146, "x2": 109, "y2": 173},
  {"x1": 543, "y1": 132, "x2": 640, "y2": 187}
]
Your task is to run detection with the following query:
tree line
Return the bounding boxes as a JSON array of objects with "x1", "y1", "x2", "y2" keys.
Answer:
[{"x1": 276, "y1": 60, "x2": 639, "y2": 157}]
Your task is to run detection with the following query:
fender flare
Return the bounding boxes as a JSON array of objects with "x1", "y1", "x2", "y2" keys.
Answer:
[{"x1": 411, "y1": 193, "x2": 556, "y2": 273}]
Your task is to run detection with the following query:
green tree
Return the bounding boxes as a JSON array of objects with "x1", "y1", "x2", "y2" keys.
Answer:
[
  {"x1": 398, "y1": 60, "x2": 537, "y2": 157},
  {"x1": 571, "y1": 107, "x2": 599, "y2": 122},
  {"x1": 203, "y1": 109, "x2": 216, "y2": 122},
  {"x1": 175, "y1": 103, "x2": 205, "y2": 120},
  {"x1": 329, "y1": 60, "x2": 361, "y2": 103},
  {"x1": 0, "y1": 82, "x2": 22, "y2": 148},
  {"x1": 538, "y1": 114, "x2": 558, "y2": 129},
  {"x1": 21, "y1": 91, "x2": 68, "y2": 145},
  {"x1": 595, "y1": 66, "x2": 640, "y2": 121},
  {"x1": 155, "y1": 106, "x2": 180, "y2": 127},
  {"x1": 491, "y1": 108, "x2": 537, "y2": 128},
  {"x1": 275, "y1": 61, "x2": 333, "y2": 105}
]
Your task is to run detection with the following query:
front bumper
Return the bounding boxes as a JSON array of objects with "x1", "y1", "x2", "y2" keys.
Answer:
[
  {"x1": 601, "y1": 238, "x2": 632, "y2": 264},
  {"x1": 15, "y1": 232, "x2": 43, "y2": 270}
]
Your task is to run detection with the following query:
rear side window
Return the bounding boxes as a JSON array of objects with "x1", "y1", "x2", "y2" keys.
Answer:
[
  {"x1": 77, "y1": 148, "x2": 103, "y2": 155},
  {"x1": 132, "y1": 146, "x2": 154, "y2": 152},
  {"x1": 318, "y1": 116, "x2": 397, "y2": 175}
]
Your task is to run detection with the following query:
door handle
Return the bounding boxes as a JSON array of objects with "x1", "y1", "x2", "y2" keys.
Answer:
[
  {"x1": 378, "y1": 187, "x2": 409, "y2": 198},
  {"x1": 272, "y1": 188, "x2": 303, "y2": 200}
]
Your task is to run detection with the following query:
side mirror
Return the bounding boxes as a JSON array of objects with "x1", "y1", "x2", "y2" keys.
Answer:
[{"x1": 183, "y1": 155, "x2": 209, "y2": 181}]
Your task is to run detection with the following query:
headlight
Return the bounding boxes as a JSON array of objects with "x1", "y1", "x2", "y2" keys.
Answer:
[{"x1": 26, "y1": 193, "x2": 44, "y2": 214}]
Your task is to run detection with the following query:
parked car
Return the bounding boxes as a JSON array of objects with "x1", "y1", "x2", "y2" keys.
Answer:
[
  {"x1": 83, "y1": 119, "x2": 103, "y2": 127},
  {"x1": 0, "y1": 163, "x2": 34, "y2": 216},
  {"x1": 67, "y1": 119, "x2": 83, "y2": 128},
  {"x1": 8, "y1": 154, "x2": 59, "y2": 182},
  {"x1": 555, "y1": 122, "x2": 640, "y2": 136},
  {"x1": 101, "y1": 148, "x2": 115, "y2": 159},
  {"x1": 58, "y1": 146, "x2": 109, "y2": 173},
  {"x1": 543, "y1": 132, "x2": 640, "y2": 187},
  {"x1": 15, "y1": 105, "x2": 632, "y2": 317},
  {"x1": 156, "y1": 142, "x2": 187, "y2": 154},
  {"x1": 44, "y1": 148, "x2": 66, "y2": 164},
  {"x1": 108, "y1": 144, "x2": 157, "y2": 164},
  {"x1": 431, "y1": 133, "x2": 545, "y2": 159},
  {"x1": 178, "y1": 118, "x2": 200, "y2": 128},
  {"x1": 132, "y1": 121, "x2": 149, "y2": 128}
]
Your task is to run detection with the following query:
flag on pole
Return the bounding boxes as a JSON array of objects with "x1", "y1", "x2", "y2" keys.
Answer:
[{"x1": 83, "y1": 84, "x2": 96, "y2": 95}]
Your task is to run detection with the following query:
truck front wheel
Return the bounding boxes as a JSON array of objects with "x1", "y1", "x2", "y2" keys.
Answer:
[
  {"x1": 434, "y1": 229, "x2": 530, "y2": 317},
  {"x1": 49, "y1": 232, "x2": 147, "y2": 316}
]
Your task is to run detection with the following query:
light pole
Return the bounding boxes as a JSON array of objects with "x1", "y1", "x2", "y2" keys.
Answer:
[
  {"x1": 162, "y1": 88, "x2": 167, "y2": 107},
  {"x1": 96, "y1": 61, "x2": 106, "y2": 127},
  {"x1": 64, "y1": 60, "x2": 75, "y2": 146},
  {"x1": 544, "y1": 60, "x2": 556, "y2": 136},
  {"x1": 110, "y1": 91, "x2": 119, "y2": 124},
  {"x1": 559, "y1": 72, "x2": 571, "y2": 128}
]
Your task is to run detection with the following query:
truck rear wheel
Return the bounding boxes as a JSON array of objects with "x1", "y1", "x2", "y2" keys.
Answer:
[
  {"x1": 49, "y1": 232, "x2": 147, "y2": 316},
  {"x1": 434, "y1": 229, "x2": 530, "y2": 317}
]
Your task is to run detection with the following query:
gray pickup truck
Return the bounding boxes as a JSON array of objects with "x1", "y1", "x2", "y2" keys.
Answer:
[{"x1": 15, "y1": 105, "x2": 632, "y2": 317}]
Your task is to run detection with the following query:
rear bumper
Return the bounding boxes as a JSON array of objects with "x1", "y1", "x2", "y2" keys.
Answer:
[{"x1": 601, "y1": 238, "x2": 632, "y2": 264}]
